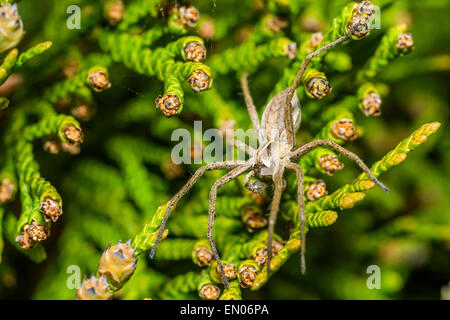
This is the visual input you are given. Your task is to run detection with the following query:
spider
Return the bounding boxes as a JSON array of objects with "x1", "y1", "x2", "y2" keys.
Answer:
[{"x1": 150, "y1": 27, "x2": 389, "y2": 289}]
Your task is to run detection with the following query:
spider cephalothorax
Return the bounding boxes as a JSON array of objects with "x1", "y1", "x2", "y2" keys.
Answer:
[{"x1": 150, "y1": 25, "x2": 388, "y2": 288}]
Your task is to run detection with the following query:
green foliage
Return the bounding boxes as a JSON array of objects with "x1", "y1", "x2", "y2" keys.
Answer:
[{"x1": 0, "y1": 0, "x2": 448, "y2": 300}]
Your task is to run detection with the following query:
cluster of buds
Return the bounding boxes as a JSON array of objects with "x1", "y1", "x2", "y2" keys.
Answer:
[
  {"x1": 178, "y1": 6, "x2": 199, "y2": 28},
  {"x1": 184, "y1": 41, "x2": 207, "y2": 62},
  {"x1": 76, "y1": 275, "x2": 112, "y2": 300},
  {"x1": 197, "y1": 18, "x2": 215, "y2": 40},
  {"x1": 347, "y1": 1, "x2": 375, "y2": 39},
  {"x1": 319, "y1": 154, "x2": 344, "y2": 176},
  {"x1": 331, "y1": 119, "x2": 359, "y2": 141},
  {"x1": 0, "y1": 177, "x2": 14, "y2": 203},
  {"x1": 161, "y1": 159, "x2": 185, "y2": 180},
  {"x1": 283, "y1": 41, "x2": 298, "y2": 60},
  {"x1": 188, "y1": 69, "x2": 212, "y2": 93},
  {"x1": 220, "y1": 263, "x2": 237, "y2": 282},
  {"x1": 0, "y1": 3, "x2": 24, "y2": 53},
  {"x1": 71, "y1": 100, "x2": 95, "y2": 122},
  {"x1": 310, "y1": 32, "x2": 324, "y2": 48},
  {"x1": 192, "y1": 241, "x2": 214, "y2": 267},
  {"x1": 44, "y1": 137, "x2": 81, "y2": 155},
  {"x1": 104, "y1": 0, "x2": 124, "y2": 26},
  {"x1": 306, "y1": 180, "x2": 328, "y2": 201},
  {"x1": 242, "y1": 206, "x2": 268, "y2": 232},
  {"x1": 87, "y1": 70, "x2": 111, "y2": 92},
  {"x1": 39, "y1": 197, "x2": 63, "y2": 222},
  {"x1": 238, "y1": 261, "x2": 260, "y2": 288},
  {"x1": 361, "y1": 91, "x2": 382, "y2": 116},
  {"x1": 198, "y1": 283, "x2": 221, "y2": 300},
  {"x1": 266, "y1": 15, "x2": 288, "y2": 33},
  {"x1": 63, "y1": 125, "x2": 84, "y2": 145},
  {"x1": 16, "y1": 221, "x2": 49, "y2": 250},
  {"x1": 396, "y1": 32, "x2": 414, "y2": 54},
  {"x1": 97, "y1": 240, "x2": 137, "y2": 291},
  {"x1": 155, "y1": 94, "x2": 181, "y2": 117},
  {"x1": 303, "y1": 69, "x2": 331, "y2": 99},
  {"x1": 253, "y1": 239, "x2": 284, "y2": 267},
  {"x1": 62, "y1": 60, "x2": 80, "y2": 78}
]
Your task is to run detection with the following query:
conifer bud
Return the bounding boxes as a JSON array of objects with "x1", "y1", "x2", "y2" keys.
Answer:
[
  {"x1": 97, "y1": 240, "x2": 137, "y2": 291},
  {"x1": 76, "y1": 275, "x2": 112, "y2": 300}
]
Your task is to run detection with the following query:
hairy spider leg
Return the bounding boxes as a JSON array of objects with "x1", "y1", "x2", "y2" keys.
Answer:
[
  {"x1": 290, "y1": 139, "x2": 389, "y2": 192},
  {"x1": 150, "y1": 160, "x2": 247, "y2": 259},
  {"x1": 208, "y1": 164, "x2": 253, "y2": 288},
  {"x1": 285, "y1": 162, "x2": 306, "y2": 274},
  {"x1": 284, "y1": 30, "x2": 354, "y2": 147},
  {"x1": 266, "y1": 166, "x2": 285, "y2": 278}
]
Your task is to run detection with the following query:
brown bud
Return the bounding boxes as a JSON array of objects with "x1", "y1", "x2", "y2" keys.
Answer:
[
  {"x1": 331, "y1": 119, "x2": 358, "y2": 141},
  {"x1": 310, "y1": 32, "x2": 324, "y2": 47},
  {"x1": 306, "y1": 180, "x2": 328, "y2": 201},
  {"x1": 349, "y1": 2, "x2": 373, "y2": 39},
  {"x1": 188, "y1": 69, "x2": 211, "y2": 93},
  {"x1": 197, "y1": 20, "x2": 215, "y2": 40},
  {"x1": 62, "y1": 60, "x2": 80, "y2": 78},
  {"x1": 0, "y1": 178, "x2": 15, "y2": 203},
  {"x1": 161, "y1": 160, "x2": 185, "y2": 180},
  {"x1": 361, "y1": 92, "x2": 382, "y2": 117},
  {"x1": 44, "y1": 138, "x2": 62, "y2": 154},
  {"x1": 242, "y1": 206, "x2": 267, "y2": 231},
  {"x1": 105, "y1": 0, "x2": 124, "y2": 26},
  {"x1": 155, "y1": 94, "x2": 181, "y2": 117},
  {"x1": 184, "y1": 41, "x2": 207, "y2": 62},
  {"x1": 284, "y1": 41, "x2": 297, "y2": 59},
  {"x1": 76, "y1": 275, "x2": 112, "y2": 300},
  {"x1": 254, "y1": 241, "x2": 284, "y2": 267},
  {"x1": 266, "y1": 15, "x2": 288, "y2": 33},
  {"x1": 355, "y1": 1, "x2": 375, "y2": 17},
  {"x1": 238, "y1": 265, "x2": 258, "y2": 288},
  {"x1": 98, "y1": 240, "x2": 137, "y2": 290},
  {"x1": 220, "y1": 263, "x2": 237, "y2": 281},
  {"x1": 306, "y1": 77, "x2": 331, "y2": 99},
  {"x1": 16, "y1": 232, "x2": 35, "y2": 250},
  {"x1": 88, "y1": 70, "x2": 111, "y2": 92},
  {"x1": 39, "y1": 197, "x2": 63, "y2": 222},
  {"x1": 319, "y1": 154, "x2": 344, "y2": 176},
  {"x1": 72, "y1": 103, "x2": 94, "y2": 122},
  {"x1": 61, "y1": 142, "x2": 81, "y2": 155},
  {"x1": 178, "y1": 6, "x2": 199, "y2": 28},
  {"x1": 24, "y1": 221, "x2": 49, "y2": 242},
  {"x1": 194, "y1": 246, "x2": 214, "y2": 267},
  {"x1": 396, "y1": 33, "x2": 414, "y2": 52},
  {"x1": 63, "y1": 125, "x2": 83, "y2": 144},
  {"x1": 199, "y1": 284, "x2": 220, "y2": 300}
]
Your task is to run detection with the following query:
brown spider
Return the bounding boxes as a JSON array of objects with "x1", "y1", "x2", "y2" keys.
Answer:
[{"x1": 150, "y1": 27, "x2": 389, "y2": 288}]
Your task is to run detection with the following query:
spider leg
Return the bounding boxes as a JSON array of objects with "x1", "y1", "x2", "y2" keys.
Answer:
[
  {"x1": 290, "y1": 139, "x2": 389, "y2": 192},
  {"x1": 150, "y1": 160, "x2": 247, "y2": 259},
  {"x1": 285, "y1": 162, "x2": 306, "y2": 274},
  {"x1": 240, "y1": 72, "x2": 261, "y2": 136},
  {"x1": 267, "y1": 166, "x2": 285, "y2": 278},
  {"x1": 208, "y1": 164, "x2": 252, "y2": 289},
  {"x1": 284, "y1": 30, "x2": 353, "y2": 147}
]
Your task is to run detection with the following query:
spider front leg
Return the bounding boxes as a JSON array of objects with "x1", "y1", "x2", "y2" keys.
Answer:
[
  {"x1": 150, "y1": 160, "x2": 247, "y2": 259},
  {"x1": 285, "y1": 162, "x2": 306, "y2": 274},
  {"x1": 240, "y1": 72, "x2": 261, "y2": 134},
  {"x1": 208, "y1": 164, "x2": 252, "y2": 288},
  {"x1": 267, "y1": 166, "x2": 285, "y2": 278},
  {"x1": 290, "y1": 139, "x2": 389, "y2": 192}
]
